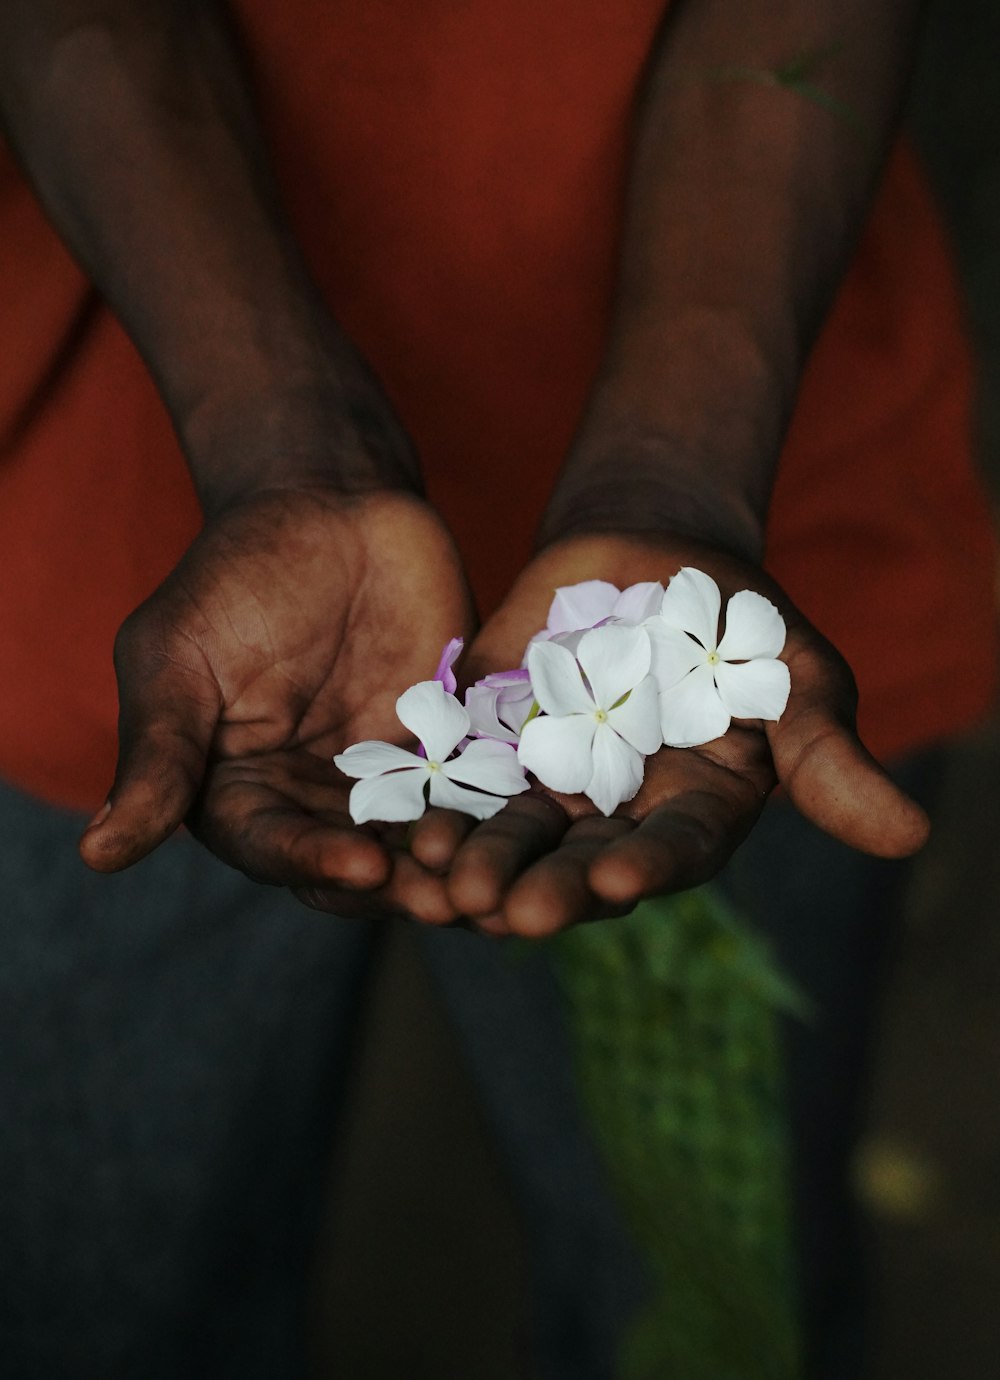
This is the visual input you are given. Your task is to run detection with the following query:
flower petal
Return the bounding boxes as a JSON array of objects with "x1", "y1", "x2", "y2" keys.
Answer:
[
  {"x1": 577, "y1": 623, "x2": 651, "y2": 710},
  {"x1": 348, "y1": 769, "x2": 428, "y2": 824},
  {"x1": 443, "y1": 738, "x2": 529, "y2": 795},
  {"x1": 522, "y1": 626, "x2": 589, "y2": 664},
  {"x1": 716, "y1": 590, "x2": 786, "y2": 661},
  {"x1": 659, "y1": 567, "x2": 722, "y2": 651},
  {"x1": 464, "y1": 684, "x2": 518, "y2": 744},
  {"x1": 659, "y1": 663, "x2": 732, "y2": 747},
  {"x1": 607, "y1": 674, "x2": 662, "y2": 754},
  {"x1": 645, "y1": 619, "x2": 705, "y2": 690},
  {"x1": 550, "y1": 628, "x2": 590, "y2": 654},
  {"x1": 473, "y1": 668, "x2": 536, "y2": 735},
  {"x1": 713, "y1": 657, "x2": 790, "y2": 722},
  {"x1": 612, "y1": 581, "x2": 664, "y2": 624},
  {"x1": 428, "y1": 774, "x2": 513, "y2": 820},
  {"x1": 433, "y1": 636, "x2": 464, "y2": 693},
  {"x1": 517, "y1": 713, "x2": 597, "y2": 794},
  {"x1": 527, "y1": 639, "x2": 595, "y2": 716},
  {"x1": 396, "y1": 680, "x2": 470, "y2": 761},
  {"x1": 477, "y1": 668, "x2": 531, "y2": 687},
  {"x1": 334, "y1": 740, "x2": 426, "y2": 779},
  {"x1": 498, "y1": 680, "x2": 536, "y2": 735},
  {"x1": 547, "y1": 579, "x2": 620, "y2": 633},
  {"x1": 586, "y1": 722, "x2": 645, "y2": 816}
]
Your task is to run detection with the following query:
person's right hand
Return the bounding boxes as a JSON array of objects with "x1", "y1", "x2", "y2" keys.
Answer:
[{"x1": 78, "y1": 486, "x2": 474, "y2": 913}]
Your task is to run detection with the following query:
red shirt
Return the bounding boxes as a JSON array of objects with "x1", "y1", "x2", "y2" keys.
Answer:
[{"x1": 0, "y1": 0, "x2": 994, "y2": 812}]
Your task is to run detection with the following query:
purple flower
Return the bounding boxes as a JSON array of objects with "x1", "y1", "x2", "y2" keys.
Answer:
[{"x1": 465, "y1": 668, "x2": 534, "y2": 745}]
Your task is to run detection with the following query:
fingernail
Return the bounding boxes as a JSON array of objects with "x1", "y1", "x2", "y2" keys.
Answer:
[{"x1": 85, "y1": 801, "x2": 111, "y2": 831}]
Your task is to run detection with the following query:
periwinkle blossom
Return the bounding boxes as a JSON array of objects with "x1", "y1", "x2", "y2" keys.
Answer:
[
  {"x1": 517, "y1": 623, "x2": 661, "y2": 816},
  {"x1": 333, "y1": 571, "x2": 795, "y2": 824},
  {"x1": 465, "y1": 669, "x2": 535, "y2": 745},
  {"x1": 544, "y1": 579, "x2": 665, "y2": 635},
  {"x1": 649, "y1": 567, "x2": 790, "y2": 748},
  {"x1": 334, "y1": 680, "x2": 529, "y2": 824},
  {"x1": 526, "y1": 579, "x2": 666, "y2": 658}
]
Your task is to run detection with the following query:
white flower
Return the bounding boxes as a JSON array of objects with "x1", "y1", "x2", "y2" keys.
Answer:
[
  {"x1": 649, "y1": 568, "x2": 790, "y2": 748},
  {"x1": 525, "y1": 578, "x2": 666, "y2": 660},
  {"x1": 517, "y1": 623, "x2": 662, "y2": 816},
  {"x1": 334, "y1": 680, "x2": 529, "y2": 824},
  {"x1": 544, "y1": 579, "x2": 665, "y2": 634},
  {"x1": 465, "y1": 669, "x2": 535, "y2": 745}
]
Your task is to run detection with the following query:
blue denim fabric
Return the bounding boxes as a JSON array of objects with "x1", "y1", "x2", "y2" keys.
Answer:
[
  {"x1": 0, "y1": 778, "x2": 644, "y2": 1380},
  {"x1": 0, "y1": 760, "x2": 932, "y2": 1379}
]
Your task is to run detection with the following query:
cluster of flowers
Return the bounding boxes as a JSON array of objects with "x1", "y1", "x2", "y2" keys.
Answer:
[{"x1": 334, "y1": 567, "x2": 790, "y2": 824}]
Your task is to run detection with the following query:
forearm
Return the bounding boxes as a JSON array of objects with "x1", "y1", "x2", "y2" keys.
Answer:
[
  {"x1": 542, "y1": 0, "x2": 923, "y2": 560},
  {"x1": 0, "y1": 1, "x2": 417, "y2": 512}
]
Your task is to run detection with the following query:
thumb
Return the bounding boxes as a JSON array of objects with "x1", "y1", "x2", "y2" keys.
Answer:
[
  {"x1": 769, "y1": 696, "x2": 930, "y2": 858},
  {"x1": 80, "y1": 626, "x2": 221, "y2": 873}
]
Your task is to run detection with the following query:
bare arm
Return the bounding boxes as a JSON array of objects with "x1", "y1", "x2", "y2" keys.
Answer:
[
  {"x1": 0, "y1": 0, "x2": 416, "y2": 510},
  {"x1": 545, "y1": 0, "x2": 922, "y2": 557},
  {"x1": 0, "y1": 3, "x2": 473, "y2": 885},
  {"x1": 392, "y1": 0, "x2": 932, "y2": 937}
]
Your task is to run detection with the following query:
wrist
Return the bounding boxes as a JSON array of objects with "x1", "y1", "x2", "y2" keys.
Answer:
[
  {"x1": 177, "y1": 335, "x2": 421, "y2": 517},
  {"x1": 539, "y1": 423, "x2": 767, "y2": 565},
  {"x1": 542, "y1": 310, "x2": 795, "y2": 562}
]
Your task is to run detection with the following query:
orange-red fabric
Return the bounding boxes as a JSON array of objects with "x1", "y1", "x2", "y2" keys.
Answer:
[{"x1": 0, "y1": 1, "x2": 994, "y2": 813}]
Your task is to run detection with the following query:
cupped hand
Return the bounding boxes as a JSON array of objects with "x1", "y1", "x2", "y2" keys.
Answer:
[
  {"x1": 404, "y1": 532, "x2": 929, "y2": 938},
  {"x1": 79, "y1": 487, "x2": 473, "y2": 903}
]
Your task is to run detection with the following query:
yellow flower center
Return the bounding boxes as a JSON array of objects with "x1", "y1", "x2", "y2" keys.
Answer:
[
  {"x1": 427, "y1": 760, "x2": 442, "y2": 772},
  {"x1": 594, "y1": 708, "x2": 608, "y2": 723},
  {"x1": 706, "y1": 650, "x2": 721, "y2": 666}
]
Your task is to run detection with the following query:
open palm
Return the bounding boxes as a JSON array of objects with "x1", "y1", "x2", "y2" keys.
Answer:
[
  {"x1": 80, "y1": 487, "x2": 473, "y2": 897},
  {"x1": 398, "y1": 533, "x2": 929, "y2": 936}
]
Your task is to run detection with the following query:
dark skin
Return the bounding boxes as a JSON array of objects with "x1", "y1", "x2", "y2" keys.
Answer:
[
  {"x1": 90, "y1": 487, "x2": 474, "y2": 898},
  {"x1": 0, "y1": 0, "x2": 928, "y2": 930},
  {"x1": 297, "y1": 533, "x2": 928, "y2": 937}
]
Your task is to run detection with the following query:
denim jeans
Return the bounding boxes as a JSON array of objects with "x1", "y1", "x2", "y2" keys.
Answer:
[{"x1": 0, "y1": 760, "x2": 933, "y2": 1379}]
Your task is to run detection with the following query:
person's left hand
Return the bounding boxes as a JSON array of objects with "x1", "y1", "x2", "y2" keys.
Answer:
[{"x1": 391, "y1": 531, "x2": 929, "y2": 938}]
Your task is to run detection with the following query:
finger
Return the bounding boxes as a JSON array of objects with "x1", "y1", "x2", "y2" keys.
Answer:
[
  {"x1": 446, "y1": 793, "x2": 571, "y2": 918},
  {"x1": 195, "y1": 787, "x2": 392, "y2": 891},
  {"x1": 408, "y1": 807, "x2": 477, "y2": 872},
  {"x1": 80, "y1": 622, "x2": 220, "y2": 872},
  {"x1": 499, "y1": 816, "x2": 636, "y2": 938},
  {"x1": 771, "y1": 680, "x2": 929, "y2": 858},
  {"x1": 188, "y1": 748, "x2": 393, "y2": 890},
  {"x1": 297, "y1": 849, "x2": 460, "y2": 926},
  {"x1": 589, "y1": 732, "x2": 771, "y2": 904},
  {"x1": 588, "y1": 786, "x2": 764, "y2": 906}
]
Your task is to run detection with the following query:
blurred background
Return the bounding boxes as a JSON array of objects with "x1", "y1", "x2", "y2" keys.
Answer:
[
  {"x1": 861, "y1": 3, "x2": 1000, "y2": 1374},
  {"x1": 309, "y1": 4, "x2": 1000, "y2": 1376}
]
